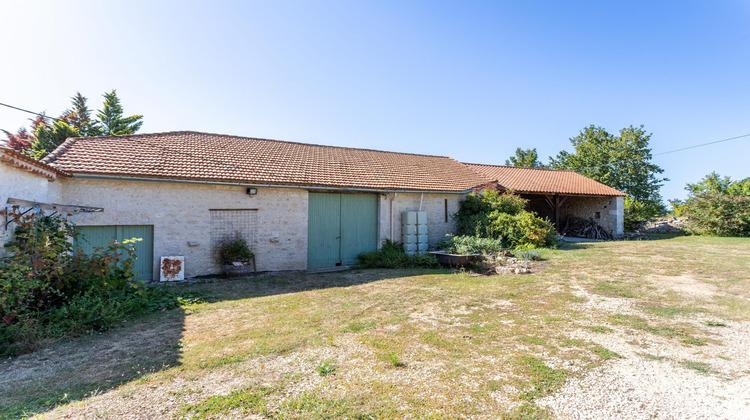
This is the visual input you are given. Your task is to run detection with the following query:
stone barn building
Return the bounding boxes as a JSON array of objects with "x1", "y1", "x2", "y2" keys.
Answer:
[{"x1": 1, "y1": 132, "x2": 625, "y2": 281}]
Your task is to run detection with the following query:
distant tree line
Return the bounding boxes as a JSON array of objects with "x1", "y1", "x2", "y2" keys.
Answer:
[{"x1": 3, "y1": 90, "x2": 143, "y2": 159}]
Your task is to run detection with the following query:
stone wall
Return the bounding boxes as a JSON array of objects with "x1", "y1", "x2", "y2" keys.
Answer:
[
  {"x1": 561, "y1": 195, "x2": 624, "y2": 238},
  {"x1": 60, "y1": 178, "x2": 309, "y2": 278},
  {"x1": 0, "y1": 162, "x2": 62, "y2": 253},
  {"x1": 378, "y1": 193, "x2": 464, "y2": 248}
]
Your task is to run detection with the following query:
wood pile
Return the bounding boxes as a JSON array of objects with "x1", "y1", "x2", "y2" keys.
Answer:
[{"x1": 561, "y1": 216, "x2": 612, "y2": 240}]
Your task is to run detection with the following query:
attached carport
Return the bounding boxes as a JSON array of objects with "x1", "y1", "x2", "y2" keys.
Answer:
[{"x1": 464, "y1": 164, "x2": 626, "y2": 238}]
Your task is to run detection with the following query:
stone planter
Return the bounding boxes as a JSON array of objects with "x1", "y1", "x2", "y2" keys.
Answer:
[
  {"x1": 429, "y1": 251, "x2": 482, "y2": 267},
  {"x1": 221, "y1": 257, "x2": 256, "y2": 278}
]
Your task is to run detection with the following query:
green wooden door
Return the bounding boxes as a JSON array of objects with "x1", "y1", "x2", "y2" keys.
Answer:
[
  {"x1": 118, "y1": 225, "x2": 154, "y2": 282},
  {"x1": 340, "y1": 194, "x2": 378, "y2": 265},
  {"x1": 76, "y1": 225, "x2": 154, "y2": 282},
  {"x1": 307, "y1": 192, "x2": 378, "y2": 269},
  {"x1": 308, "y1": 193, "x2": 342, "y2": 269}
]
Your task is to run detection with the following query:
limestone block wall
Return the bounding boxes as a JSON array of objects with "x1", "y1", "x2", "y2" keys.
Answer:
[
  {"x1": 561, "y1": 195, "x2": 624, "y2": 238},
  {"x1": 378, "y1": 193, "x2": 464, "y2": 248},
  {"x1": 0, "y1": 163, "x2": 62, "y2": 253},
  {"x1": 60, "y1": 178, "x2": 308, "y2": 279}
]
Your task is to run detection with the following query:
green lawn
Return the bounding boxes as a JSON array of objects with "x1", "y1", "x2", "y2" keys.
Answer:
[{"x1": 1, "y1": 236, "x2": 748, "y2": 419}]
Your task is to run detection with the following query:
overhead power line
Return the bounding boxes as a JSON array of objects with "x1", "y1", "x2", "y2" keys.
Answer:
[
  {"x1": 653, "y1": 133, "x2": 750, "y2": 156},
  {"x1": 575, "y1": 132, "x2": 750, "y2": 172},
  {"x1": 0, "y1": 102, "x2": 60, "y2": 122},
  {"x1": 2, "y1": 99, "x2": 749, "y2": 172}
]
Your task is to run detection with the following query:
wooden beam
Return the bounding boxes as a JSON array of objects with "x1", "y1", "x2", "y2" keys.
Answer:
[
  {"x1": 6, "y1": 198, "x2": 103, "y2": 214},
  {"x1": 543, "y1": 195, "x2": 555, "y2": 209}
]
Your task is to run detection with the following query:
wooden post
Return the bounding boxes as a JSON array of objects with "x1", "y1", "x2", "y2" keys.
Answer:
[
  {"x1": 543, "y1": 195, "x2": 568, "y2": 231},
  {"x1": 554, "y1": 195, "x2": 568, "y2": 231}
]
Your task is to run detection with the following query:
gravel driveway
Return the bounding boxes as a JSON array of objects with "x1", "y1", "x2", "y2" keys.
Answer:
[{"x1": 538, "y1": 283, "x2": 750, "y2": 419}]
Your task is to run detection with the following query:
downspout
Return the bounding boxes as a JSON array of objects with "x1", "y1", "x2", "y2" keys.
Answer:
[
  {"x1": 418, "y1": 193, "x2": 424, "y2": 211},
  {"x1": 390, "y1": 193, "x2": 398, "y2": 239}
]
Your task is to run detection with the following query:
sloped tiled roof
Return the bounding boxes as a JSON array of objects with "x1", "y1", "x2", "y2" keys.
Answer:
[
  {"x1": 1, "y1": 146, "x2": 69, "y2": 180},
  {"x1": 465, "y1": 163, "x2": 626, "y2": 196},
  {"x1": 43, "y1": 131, "x2": 489, "y2": 192}
]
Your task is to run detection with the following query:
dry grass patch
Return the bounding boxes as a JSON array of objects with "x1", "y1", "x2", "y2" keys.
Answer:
[{"x1": 2, "y1": 236, "x2": 749, "y2": 419}]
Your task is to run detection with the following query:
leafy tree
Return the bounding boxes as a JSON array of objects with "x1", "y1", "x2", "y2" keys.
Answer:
[
  {"x1": 94, "y1": 90, "x2": 143, "y2": 136},
  {"x1": 685, "y1": 172, "x2": 750, "y2": 197},
  {"x1": 727, "y1": 178, "x2": 750, "y2": 196},
  {"x1": 549, "y1": 125, "x2": 667, "y2": 225},
  {"x1": 549, "y1": 125, "x2": 666, "y2": 201},
  {"x1": 668, "y1": 199, "x2": 688, "y2": 216},
  {"x1": 1, "y1": 127, "x2": 34, "y2": 151},
  {"x1": 685, "y1": 172, "x2": 733, "y2": 196},
  {"x1": 1, "y1": 116, "x2": 46, "y2": 152},
  {"x1": 505, "y1": 148, "x2": 545, "y2": 168}
]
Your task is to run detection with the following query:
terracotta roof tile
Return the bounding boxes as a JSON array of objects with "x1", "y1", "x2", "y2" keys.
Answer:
[
  {"x1": 43, "y1": 131, "x2": 488, "y2": 192},
  {"x1": 464, "y1": 163, "x2": 626, "y2": 196},
  {"x1": 1, "y1": 147, "x2": 70, "y2": 179}
]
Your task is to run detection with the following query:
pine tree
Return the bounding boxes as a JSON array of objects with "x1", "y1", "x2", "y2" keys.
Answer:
[
  {"x1": 32, "y1": 120, "x2": 79, "y2": 159},
  {"x1": 94, "y1": 90, "x2": 143, "y2": 136},
  {"x1": 63, "y1": 92, "x2": 97, "y2": 135}
]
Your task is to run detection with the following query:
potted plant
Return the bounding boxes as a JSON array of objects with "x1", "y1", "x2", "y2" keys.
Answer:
[{"x1": 218, "y1": 237, "x2": 256, "y2": 278}]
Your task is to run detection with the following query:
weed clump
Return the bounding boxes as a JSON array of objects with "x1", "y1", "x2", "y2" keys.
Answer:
[
  {"x1": 357, "y1": 239, "x2": 440, "y2": 269},
  {"x1": 317, "y1": 360, "x2": 337, "y2": 376}
]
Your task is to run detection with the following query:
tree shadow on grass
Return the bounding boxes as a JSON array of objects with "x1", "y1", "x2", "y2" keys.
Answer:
[
  {"x1": 179, "y1": 267, "x2": 451, "y2": 304},
  {"x1": 0, "y1": 307, "x2": 186, "y2": 419},
  {"x1": 0, "y1": 268, "x2": 441, "y2": 418},
  {"x1": 556, "y1": 241, "x2": 598, "y2": 251}
]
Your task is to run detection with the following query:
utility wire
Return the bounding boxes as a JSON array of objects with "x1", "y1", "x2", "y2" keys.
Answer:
[
  {"x1": 2, "y1": 99, "x2": 749, "y2": 173},
  {"x1": 0, "y1": 102, "x2": 60, "y2": 122},
  {"x1": 653, "y1": 133, "x2": 750, "y2": 156},
  {"x1": 574, "y1": 132, "x2": 750, "y2": 172}
]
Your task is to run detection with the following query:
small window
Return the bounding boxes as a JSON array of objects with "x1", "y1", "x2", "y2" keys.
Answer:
[
  {"x1": 444, "y1": 199, "x2": 448, "y2": 223},
  {"x1": 594, "y1": 212, "x2": 601, "y2": 219}
]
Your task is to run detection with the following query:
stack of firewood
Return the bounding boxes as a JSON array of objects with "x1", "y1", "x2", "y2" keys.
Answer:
[{"x1": 561, "y1": 216, "x2": 612, "y2": 240}]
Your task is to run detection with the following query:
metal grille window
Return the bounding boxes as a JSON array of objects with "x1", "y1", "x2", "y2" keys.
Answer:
[{"x1": 209, "y1": 209, "x2": 258, "y2": 256}]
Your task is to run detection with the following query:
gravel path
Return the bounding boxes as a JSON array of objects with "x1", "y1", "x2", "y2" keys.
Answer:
[{"x1": 539, "y1": 284, "x2": 750, "y2": 419}]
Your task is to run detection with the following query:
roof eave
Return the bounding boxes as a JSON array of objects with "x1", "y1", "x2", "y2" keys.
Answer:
[{"x1": 69, "y1": 173, "x2": 475, "y2": 194}]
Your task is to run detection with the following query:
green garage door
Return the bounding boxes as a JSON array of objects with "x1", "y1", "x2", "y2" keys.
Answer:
[
  {"x1": 308, "y1": 193, "x2": 378, "y2": 269},
  {"x1": 76, "y1": 225, "x2": 154, "y2": 282}
]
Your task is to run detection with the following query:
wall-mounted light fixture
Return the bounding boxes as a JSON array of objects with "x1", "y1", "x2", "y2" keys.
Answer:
[{"x1": 246, "y1": 188, "x2": 257, "y2": 195}]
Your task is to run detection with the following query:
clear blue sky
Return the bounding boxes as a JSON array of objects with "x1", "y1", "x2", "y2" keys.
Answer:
[{"x1": 2, "y1": 1, "x2": 749, "y2": 201}]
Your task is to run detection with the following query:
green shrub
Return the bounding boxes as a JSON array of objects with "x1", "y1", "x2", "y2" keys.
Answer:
[
  {"x1": 515, "y1": 249, "x2": 542, "y2": 261},
  {"x1": 454, "y1": 190, "x2": 557, "y2": 248},
  {"x1": 217, "y1": 237, "x2": 254, "y2": 264},
  {"x1": 0, "y1": 207, "x2": 200, "y2": 357},
  {"x1": 436, "y1": 235, "x2": 505, "y2": 254},
  {"x1": 685, "y1": 193, "x2": 750, "y2": 237},
  {"x1": 357, "y1": 239, "x2": 440, "y2": 269}
]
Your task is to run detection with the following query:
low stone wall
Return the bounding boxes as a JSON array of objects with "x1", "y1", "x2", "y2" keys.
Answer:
[{"x1": 561, "y1": 196, "x2": 624, "y2": 238}]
